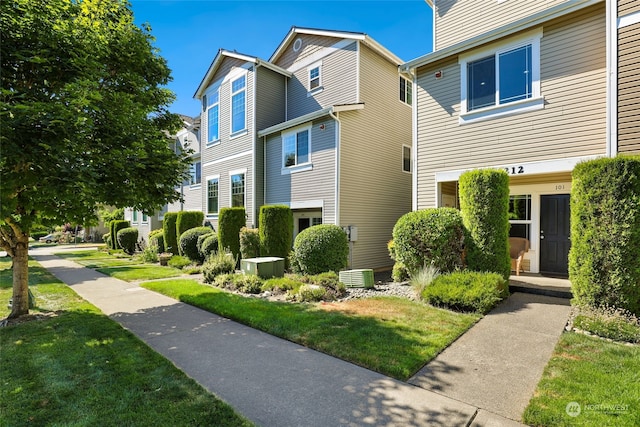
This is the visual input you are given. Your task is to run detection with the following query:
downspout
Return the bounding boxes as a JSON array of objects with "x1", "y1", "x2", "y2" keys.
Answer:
[
  {"x1": 252, "y1": 64, "x2": 258, "y2": 226},
  {"x1": 329, "y1": 108, "x2": 350, "y2": 267},
  {"x1": 606, "y1": 0, "x2": 617, "y2": 157},
  {"x1": 410, "y1": 67, "x2": 419, "y2": 211},
  {"x1": 263, "y1": 135, "x2": 267, "y2": 208}
]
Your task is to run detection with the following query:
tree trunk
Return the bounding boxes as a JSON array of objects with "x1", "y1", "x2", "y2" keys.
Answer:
[{"x1": 9, "y1": 238, "x2": 29, "y2": 318}]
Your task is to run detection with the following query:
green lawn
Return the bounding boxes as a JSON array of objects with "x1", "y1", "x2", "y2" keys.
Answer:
[
  {"x1": 142, "y1": 279, "x2": 480, "y2": 380},
  {"x1": 523, "y1": 332, "x2": 640, "y2": 427},
  {"x1": 55, "y1": 249, "x2": 142, "y2": 268},
  {"x1": 0, "y1": 258, "x2": 252, "y2": 426}
]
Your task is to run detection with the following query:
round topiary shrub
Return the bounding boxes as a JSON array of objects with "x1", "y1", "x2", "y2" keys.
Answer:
[
  {"x1": 197, "y1": 232, "x2": 214, "y2": 255},
  {"x1": 392, "y1": 208, "x2": 466, "y2": 275},
  {"x1": 117, "y1": 227, "x2": 138, "y2": 255},
  {"x1": 199, "y1": 234, "x2": 219, "y2": 261},
  {"x1": 179, "y1": 226, "x2": 214, "y2": 263},
  {"x1": 149, "y1": 229, "x2": 165, "y2": 253},
  {"x1": 291, "y1": 224, "x2": 348, "y2": 275}
]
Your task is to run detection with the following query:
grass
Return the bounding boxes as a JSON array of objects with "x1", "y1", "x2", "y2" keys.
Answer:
[
  {"x1": 142, "y1": 279, "x2": 480, "y2": 380},
  {"x1": 0, "y1": 258, "x2": 252, "y2": 426},
  {"x1": 54, "y1": 249, "x2": 141, "y2": 268},
  {"x1": 523, "y1": 332, "x2": 640, "y2": 427},
  {"x1": 95, "y1": 265, "x2": 183, "y2": 281}
]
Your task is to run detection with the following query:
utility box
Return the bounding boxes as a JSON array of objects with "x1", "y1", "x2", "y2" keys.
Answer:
[
  {"x1": 240, "y1": 257, "x2": 285, "y2": 279},
  {"x1": 339, "y1": 269, "x2": 374, "y2": 288}
]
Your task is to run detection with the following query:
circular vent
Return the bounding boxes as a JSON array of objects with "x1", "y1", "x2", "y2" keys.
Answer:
[{"x1": 293, "y1": 38, "x2": 303, "y2": 52}]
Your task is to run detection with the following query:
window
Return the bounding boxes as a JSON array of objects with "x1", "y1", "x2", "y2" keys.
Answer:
[
  {"x1": 459, "y1": 30, "x2": 542, "y2": 123},
  {"x1": 402, "y1": 145, "x2": 411, "y2": 172},
  {"x1": 312, "y1": 217, "x2": 322, "y2": 226},
  {"x1": 231, "y1": 75, "x2": 246, "y2": 134},
  {"x1": 231, "y1": 172, "x2": 245, "y2": 208},
  {"x1": 190, "y1": 161, "x2": 201, "y2": 186},
  {"x1": 508, "y1": 194, "x2": 532, "y2": 240},
  {"x1": 283, "y1": 127, "x2": 310, "y2": 168},
  {"x1": 206, "y1": 90, "x2": 219, "y2": 144},
  {"x1": 307, "y1": 61, "x2": 322, "y2": 94},
  {"x1": 400, "y1": 76, "x2": 412, "y2": 105},
  {"x1": 142, "y1": 213, "x2": 148, "y2": 223},
  {"x1": 132, "y1": 210, "x2": 138, "y2": 223},
  {"x1": 207, "y1": 177, "x2": 219, "y2": 215}
]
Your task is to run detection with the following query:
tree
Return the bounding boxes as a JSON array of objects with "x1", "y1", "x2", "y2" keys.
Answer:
[{"x1": 0, "y1": 0, "x2": 191, "y2": 318}]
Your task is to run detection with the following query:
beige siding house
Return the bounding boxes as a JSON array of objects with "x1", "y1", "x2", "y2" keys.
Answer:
[
  {"x1": 191, "y1": 27, "x2": 411, "y2": 270},
  {"x1": 404, "y1": 0, "x2": 618, "y2": 276}
]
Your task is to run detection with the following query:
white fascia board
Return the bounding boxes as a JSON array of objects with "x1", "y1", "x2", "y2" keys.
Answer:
[
  {"x1": 401, "y1": 0, "x2": 603, "y2": 72},
  {"x1": 257, "y1": 104, "x2": 364, "y2": 137},
  {"x1": 362, "y1": 36, "x2": 403, "y2": 65}
]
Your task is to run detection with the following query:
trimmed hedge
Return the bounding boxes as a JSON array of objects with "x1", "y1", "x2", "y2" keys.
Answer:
[
  {"x1": 110, "y1": 220, "x2": 130, "y2": 250},
  {"x1": 240, "y1": 227, "x2": 260, "y2": 259},
  {"x1": 197, "y1": 232, "x2": 214, "y2": 256},
  {"x1": 459, "y1": 169, "x2": 511, "y2": 279},
  {"x1": 391, "y1": 208, "x2": 466, "y2": 275},
  {"x1": 176, "y1": 211, "x2": 204, "y2": 243},
  {"x1": 179, "y1": 226, "x2": 213, "y2": 263},
  {"x1": 570, "y1": 156, "x2": 640, "y2": 316},
  {"x1": 218, "y1": 207, "x2": 246, "y2": 265},
  {"x1": 291, "y1": 224, "x2": 348, "y2": 275},
  {"x1": 148, "y1": 229, "x2": 164, "y2": 253},
  {"x1": 163, "y1": 212, "x2": 179, "y2": 255},
  {"x1": 422, "y1": 271, "x2": 509, "y2": 314},
  {"x1": 259, "y1": 205, "x2": 293, "y2": 262},
  {"x1": 116, "y1": 227, "x2": 138, "y2": 255},
  {"x1": 199, "y1": 234, "x2": 219, "y2": 260}
]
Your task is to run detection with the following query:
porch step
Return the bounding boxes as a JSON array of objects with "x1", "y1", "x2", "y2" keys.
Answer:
[{"x1": 509, "y1": 274, "x2": 572, "y2": 299}]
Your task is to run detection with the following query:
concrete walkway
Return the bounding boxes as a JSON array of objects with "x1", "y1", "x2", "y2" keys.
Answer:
[{"x1": 29, "y1": 246, "x2": 569, "y2": 426}]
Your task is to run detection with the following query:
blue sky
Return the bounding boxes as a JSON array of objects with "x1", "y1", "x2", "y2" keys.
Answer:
[{"x1": 130, "y1": 0, "x2": 434, "y2": 117}]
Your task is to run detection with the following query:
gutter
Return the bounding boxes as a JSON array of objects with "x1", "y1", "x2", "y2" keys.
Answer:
[{"x1": 257, "y1": 104, "x2": 364, "y2": 138}]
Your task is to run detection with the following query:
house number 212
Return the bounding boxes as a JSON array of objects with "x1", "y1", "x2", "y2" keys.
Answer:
[{"x1": 504, "y1": 166, "x2": 525, "y2": 175}]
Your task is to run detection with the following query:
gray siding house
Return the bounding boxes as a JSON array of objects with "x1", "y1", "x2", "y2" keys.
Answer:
[
  {"x1": 193, "y1": 27, "x2": 412, "y2": 270},
  {"x1": 404, "y1": 0, "x2": 638, "y2": 276}
]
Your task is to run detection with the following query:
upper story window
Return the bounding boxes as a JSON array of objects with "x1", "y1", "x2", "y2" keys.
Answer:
[
  {"x1": 459, "y1": 29, "x2": 543, "y2": 124},
  {"x1": 230, "y1": 171, "x2": 245, "y2": 208},
  {"x1": 231, "y1": 74, "x2": 246, "y2": 134},
  {"x1": 206, "y1": 90, "x2": 220, "y2": 144},
  {"x1": 189, "y1": 160, "x2": 201, "y2": 186},
  {"x1": 282, "y1": 125, "x2": 311, "y2": 173},
  {"x1": 400, "y1": 76, "x2": 412, "y2": 106},
  {"x1": 307, "y1": 61, "x2": 323, "y2": 95}
]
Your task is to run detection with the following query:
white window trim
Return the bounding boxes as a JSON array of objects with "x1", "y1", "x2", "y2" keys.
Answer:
[
  {"x1": 402, "y1": 144, "x2": 412, "y2": 173},
  {"x1": 229, "y1": 168, "x2": 247, "y2": 208},
  {"x1": 400, "y1": 76, "x2": 412, "y2": 106},
  {"x1": 230, "y1": 71, "x2": 248, "y2": 136},
  {"x1": 307, "y1": 61, "x2": 323, "y2": 96},
  {"x1": 459, "y1": 29, "x2": 543, "y2": 125},
  {"x1": 142, "y1": 212, "x2": 149, "y2": 224},
  {"x1": 206, "y1": 87, "x2": 220, "y2": 146},
  {"x1": 206, "y1": 174, "x2": 220, "y2": 217},
  {"x1": 281, "y1": 123, "x2": 313, "y2": 174}
]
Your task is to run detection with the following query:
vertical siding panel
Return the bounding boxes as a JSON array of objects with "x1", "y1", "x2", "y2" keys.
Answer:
[
  {"x1": 416, "y1": 6, "x2": 607, "y2": 209},
  {"x1": 339, "y1": 44, "x2": 412, "y2": 269}
]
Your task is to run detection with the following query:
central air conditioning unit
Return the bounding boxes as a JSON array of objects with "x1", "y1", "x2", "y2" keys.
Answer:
[{"x1": 339, "y1": 269, "x2": 374, "y2": 288}]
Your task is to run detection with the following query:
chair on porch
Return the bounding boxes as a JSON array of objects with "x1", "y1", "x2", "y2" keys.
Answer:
[{"x1": 509, "y1": 237, "x2": 530, "y2": 276}]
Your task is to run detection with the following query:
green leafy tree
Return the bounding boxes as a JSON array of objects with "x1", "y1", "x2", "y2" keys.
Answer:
[{"x1": 0, "y1": 0, "x2": 191, "y2": 318}]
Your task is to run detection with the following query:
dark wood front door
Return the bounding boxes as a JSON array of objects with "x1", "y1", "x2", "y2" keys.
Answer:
[{"x1": 540, "y1": 194, "x2": 571, "y2": 276}]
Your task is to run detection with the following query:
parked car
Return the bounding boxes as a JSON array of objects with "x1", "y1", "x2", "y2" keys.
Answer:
[{"x1": 39, "y1": 233, "x2": 59, "y2": 244}]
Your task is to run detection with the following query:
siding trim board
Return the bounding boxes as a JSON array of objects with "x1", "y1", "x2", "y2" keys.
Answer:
[
  {"x1": 619, "y1": 11, "x2": 640, "y2": 27},
  {"x1": 203, "y1": 149, "x2": 252, "y2": 168}
]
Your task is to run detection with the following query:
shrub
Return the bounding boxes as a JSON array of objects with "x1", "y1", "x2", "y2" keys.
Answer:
[
  {"x1": 218, "y1": 207, "x2": 246, "y2": 266},
  {"x1": 569, "y1": 156, "x2": 640, "y2": 316},
  {"x1": 259, "y1": 205, "x2": 293, "y2": 263},
  {"x1": 176, "y1": 211, "x2": 205, "y2": 242},
  {"x1": 262, "y1": 276, "x2": 305, "y2": 294},
  {"x1": 291, "y1": 225, "x2": 349, "y2": 275},
  {"x1": 103, "y1": 233, "x2": 111, "y2": 248},
  {"x1": 410, "y1": 263, "x2": 440, "y2": 296},
  {"x1": 572, "y1": 306, "x2": 640, "y2": 344},
  {"x1": 197, "y1": 232, "x2": 213, "y2": 255},
  {"x1": 301, "y1": 271, "x2": 346, "y2": 300},
  {"x1": 422, "y1": 271, "x2": 509, "y2": 314},
  {"x1": 240, "y1": 227, "x2": 260, "y2": 259},
  {"x1": 113, "y1": 220, "x2": 133, "y2": 255},
  {"x1": 203, "y1": 251, "x2": 237, "y2": 283},
  {"x1": 199, "y1": 234, "x2": 219, "y2": 260},
  {"x1": 167, "y1": 255, "x2": 192, "y2": 270},
  {"x1": 149, "y1": 229, "x2": 165, "y2": 253},
  {"x1": 297, "y1": 285, "x2": 327, "y2": 302},
  {"x1": 392, "y1": 208, "x2": 465, "y2": 275},
  {"x1": 110, "y1": 220, "x2": 130, "y2": 250},
  {"x1": 163, "y1": 212, "x2": 179, "y2": 255},
  {"x1": 459, "y1": 169, "x2": 511, "y2": 279},
  {"x1": 178, "y1": 226, "x2": 213, "y2": 263},
  {"x1": 140, "y1": 241, "x2": 159, "y2": 263},
  {"x1": 392, "y1": 262, "x2": 409, "y2": 282}
]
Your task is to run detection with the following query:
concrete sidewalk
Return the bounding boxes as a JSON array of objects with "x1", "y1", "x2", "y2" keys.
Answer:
[{"x1": 29, "y1": 246, "x2": 569, "y2": 426}]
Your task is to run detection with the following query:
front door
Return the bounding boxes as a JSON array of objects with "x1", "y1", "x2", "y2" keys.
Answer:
[
  {"x1": 539, "y1": 194, "x2": 570, "y2": 276},
  {"x1": 298, "y1": 218, "x2": 311, "y2": 234}
]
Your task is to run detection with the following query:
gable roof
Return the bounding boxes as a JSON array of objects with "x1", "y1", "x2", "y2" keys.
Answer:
[
  {"x1": 193, "y1": 49, "x2": 292, "y2": 99},
  {"x1": 269, "y1": 26, "x2": 403, "y2": 66}
]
